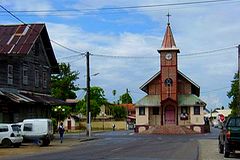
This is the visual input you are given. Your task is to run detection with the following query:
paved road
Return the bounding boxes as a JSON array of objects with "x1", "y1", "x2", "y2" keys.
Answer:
[
  {"x1": 3, "y1": 128, "x2": 240, "y2": 160},
  {"x1": 3, "y1": 131, "x2": 199, "y2": 160}
]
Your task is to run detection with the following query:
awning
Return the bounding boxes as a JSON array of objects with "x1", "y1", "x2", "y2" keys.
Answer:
[{"x1": 0, "y1": 91, "x2": 66, "y2": 106}]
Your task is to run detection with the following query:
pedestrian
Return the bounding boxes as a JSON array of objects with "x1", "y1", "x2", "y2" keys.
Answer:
[
  {"x1": 112, "y1": 123, "x2": 116, "y2": 131},
  {"x1": 58, "y1": 122, "x2": 65, "y2": 143}
]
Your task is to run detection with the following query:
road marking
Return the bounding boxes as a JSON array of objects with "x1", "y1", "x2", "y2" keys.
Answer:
[{"x1": 111, "y1": 147, "x2": 122, "y2": 152}]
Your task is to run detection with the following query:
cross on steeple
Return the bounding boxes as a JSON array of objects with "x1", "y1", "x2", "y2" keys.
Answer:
[{"x1": 166, "y1": 12, "x2": 171, "y2": 25}]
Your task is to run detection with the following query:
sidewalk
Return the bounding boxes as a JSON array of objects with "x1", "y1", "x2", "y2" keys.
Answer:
[{"x1": 198, "y1": 139, "x2": 239, "y2": 160}]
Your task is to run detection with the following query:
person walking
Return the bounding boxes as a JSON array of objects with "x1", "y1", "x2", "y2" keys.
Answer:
[{"x1": 58, "y1": 122, "x2": 65, "y2": 143}]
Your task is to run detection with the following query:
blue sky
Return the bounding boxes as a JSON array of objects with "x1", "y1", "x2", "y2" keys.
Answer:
[{"x1": 1, "y1": 0, "x2": 240, "y2": 110}]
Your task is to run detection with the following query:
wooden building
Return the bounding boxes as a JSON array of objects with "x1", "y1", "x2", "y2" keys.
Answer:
[
  {"x1": 0, "y1": 24, "x2": 65, "y2": 123},
  {"x1": 135, "y1": 21, "x2": 207, "y2": 133}
]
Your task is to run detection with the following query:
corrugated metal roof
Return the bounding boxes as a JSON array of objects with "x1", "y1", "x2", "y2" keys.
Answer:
[
  {"x1": 0, "y1": 91, "x2": 66, "y2": 106},
  {"x1": 178, "y1": 94, "x2": 206, "y2": 106},
  {"x1": 135, "y1": 94, "x2": 206, "y2": 107},
  {"x1": 0, "y1": 24, "x2": 43, "y2": 54},
  {"x1": 135, "y1": 95, "x2": 161, "y2": 107},
  {"x1": 0, "y1": 23, "x2": 59, "y2": 73}
]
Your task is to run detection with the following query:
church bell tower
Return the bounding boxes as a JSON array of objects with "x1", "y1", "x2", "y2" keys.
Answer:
[{"x1": 158, "y1": 15, "x2": 180, "y2": 102}]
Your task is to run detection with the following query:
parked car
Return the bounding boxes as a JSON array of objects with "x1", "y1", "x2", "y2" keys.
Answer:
[
  {"x1": 218, "y1": 116, "x2": 240, "y2": 158},
  {"x1": 20, "y1": 119, "x2": 54, "y2": 146},
  {"x1": 0, "y1": 123, "x2": 23, "y2": 147}
]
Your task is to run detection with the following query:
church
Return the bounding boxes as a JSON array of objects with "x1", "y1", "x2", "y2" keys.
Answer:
[{"x1": 135, "y1": 18, "x2": 207, "y2": 133}]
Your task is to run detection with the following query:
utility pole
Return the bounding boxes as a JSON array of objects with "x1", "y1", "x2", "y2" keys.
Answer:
[
  {"x1": 86, "y1": 52, "x2": 91, "y2": 137},
  {"x1": 238, "y1": 45, "x2": 240, "y2": 115}
]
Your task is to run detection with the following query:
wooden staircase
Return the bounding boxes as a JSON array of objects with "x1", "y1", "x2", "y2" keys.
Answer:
[{"x1": 141, "y1": 125, "x2": 198, "y2": 135}]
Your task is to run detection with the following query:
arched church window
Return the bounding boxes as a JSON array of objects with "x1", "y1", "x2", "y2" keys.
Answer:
[{"x1": 164, "y1": 78, "x2": 173, "y2": 86}]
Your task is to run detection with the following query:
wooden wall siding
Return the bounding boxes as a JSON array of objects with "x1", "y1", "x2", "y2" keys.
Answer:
[
  {"x1": 177, "y1": 76, "x2": 192, "y2": 95},
  {"x1": 0, "y1": 37, "x2": 51, "y2": 94},
  {"x1": 148, "y1": 74, "x2": 161, "y2": 95}
]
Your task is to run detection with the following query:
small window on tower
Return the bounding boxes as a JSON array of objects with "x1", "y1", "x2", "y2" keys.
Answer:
[{"x1": 165, "y1": 78, "x2": 173, "y2": 86}]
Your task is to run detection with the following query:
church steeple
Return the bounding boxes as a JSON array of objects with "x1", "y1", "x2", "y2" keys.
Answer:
[{"x1": 159, "y1": 14, "x2": 180, "y2": 53}]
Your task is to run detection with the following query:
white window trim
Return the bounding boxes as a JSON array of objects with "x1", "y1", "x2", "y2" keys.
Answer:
[
  {"x1": 23, "y1": 66, "x2": 28, "y2": 85},
  {"x1": 7, "y1": 65, "x2": 13, "y2": 85},
  {"x1": 43, "y1": 71, "x2": 47, "y2": 88},
  {"x1": 35, "y1": 70, "x2": 39, "y2": 87}
]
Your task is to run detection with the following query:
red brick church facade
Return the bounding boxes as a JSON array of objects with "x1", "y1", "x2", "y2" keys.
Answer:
[{"x1": 135, "y1": 21, "x2": 206, "y2": 133}]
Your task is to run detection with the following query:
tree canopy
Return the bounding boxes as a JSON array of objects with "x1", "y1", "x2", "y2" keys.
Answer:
[
  {"x1": 227, "y1": 72, "x2": 239, "y2": 116},
  {"x1": 110, "y1": 105, "x2": 127, "y2": 120},
  {"x1": 51, "y1": 63, "x2": 80, "y2": 100},
  {"x1": 77, "y1": 86, "x2": 108, "y2": 118},
  {"x1": 119, "y1": 89, "x2": 132, "y2": 104}
]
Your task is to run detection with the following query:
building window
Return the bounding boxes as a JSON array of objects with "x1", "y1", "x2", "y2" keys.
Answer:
[
  {"x1": 7, "y1": 65, "x2": 13, "y2": 85},
  {"x1": 153, "y1": 107, "x2": 159, "y2": 115},
  {"x1": 23, "y1": 66, "x2": 28, "y2": 85},
  {"x1": 35, "y1": 70, "x2": 39, "y2": 87},
  {"x1": 43, "y1": 71, "x2": 47, "y2": 88},
  {"x1": 181, "y1": 106, "x2": 189, "y2": 120},
  {"x1": 139, "y1": 107, "x2": 145, "y2": 115},
  {"x1": 194, "y1": 106, "x2": 200, "y2": 115}
]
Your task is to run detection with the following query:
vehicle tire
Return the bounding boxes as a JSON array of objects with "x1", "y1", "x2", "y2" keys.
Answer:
[
  {"x1": 2, "y1": 138, "x2": 12, "y2": 147},
  {"x1": 37, "y1": 139, "x2": 44, "y2": 146},
  {"x1": 13, "y1": 143, "x2": 21, "y2": 148},
  {"x1": 43, "y1": 139, "x2": 50, "y2": 146},
  {"x1": 218, "y1": 142, "x2": 223, "y2": 154},
  {"x1": 224, "y1": 144, "x2": 230, "y2": 158}
]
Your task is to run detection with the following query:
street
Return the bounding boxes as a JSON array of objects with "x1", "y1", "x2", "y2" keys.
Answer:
[{"x1": 1, "y1": 128, "x2": 240, "y2": 160}]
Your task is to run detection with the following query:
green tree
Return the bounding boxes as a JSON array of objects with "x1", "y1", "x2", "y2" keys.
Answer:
[
  {"x1": 51, "y1": 63, "x2": 80, "y2": 100},
  {"x1": 112, "y1": 90, "x2": 117, "y2": 104},
  {"x1": 110, "y1": 105, "x2": 127, "y2": 120},
  {"x1": 77, "y1": 86, "x2": 108, "y2": 118},
  {"x1": 227, "y1": 72, "x2": 239, "y2": 116},
  {"x1": 119, "y1": 89, "x2": 132, "y2": 104}
]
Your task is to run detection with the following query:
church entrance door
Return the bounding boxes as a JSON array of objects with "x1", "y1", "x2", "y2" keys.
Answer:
[{"x1": 165, "y1": 105, "x2": 175, "y2": 125}]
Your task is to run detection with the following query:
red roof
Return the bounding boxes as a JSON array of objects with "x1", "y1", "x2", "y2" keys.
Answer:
[
  {"x1": 0, "y1": 24, "x2": 59, "y2": 73},
  {"x1": 117, "y1": 103, "x2": 135, "y2": 112}
]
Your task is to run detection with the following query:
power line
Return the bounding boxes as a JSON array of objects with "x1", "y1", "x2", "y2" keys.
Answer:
[
  {"x1": 1, "y1": 0, "x2": 237, "y2": 13},
  {"x1": 201, "y1": 86, "x2": 230, "y2": 94},
  {"x1": 90, "y1": 45, "x2": 237, "y2": 59},
  {"x1": 0, "y1": 4, "x2": 86, "y2": 55}
]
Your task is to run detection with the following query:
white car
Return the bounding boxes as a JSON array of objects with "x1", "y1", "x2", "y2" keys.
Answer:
[{"x1": 0, "y1": 123, "x2": 23, "y2": 147}]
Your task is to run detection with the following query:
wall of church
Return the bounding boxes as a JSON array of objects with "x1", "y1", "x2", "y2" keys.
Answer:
[
  {"x1": 190, "y1": 106, "x2": 204, "y2": 125},
  {"x1": 136, "y1": 107, "x2": 149, "y2": 125},
  {"x1": 149, "y1": 107, "x2": 161, "y2": 125},
  {"x1": 161, "y1": 67, "x2": 177, "y2": 101},
  {"x1": 148, "y1": 75, "x2": 161, "y2": 95},
  {"x1": 177, "y1": 77, "x2": 191, "y2": 95}
]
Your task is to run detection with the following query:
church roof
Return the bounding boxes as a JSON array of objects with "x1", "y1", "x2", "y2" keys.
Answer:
[
  {"x1": 159, "y1": 23, "x2": 180, "y2": 52},
  {"x1": 140, "y1": 70, "x2": 200, "y2": 95},
  {"x1": 135, "y1": 94, "x2": 206, "y2": 107}
]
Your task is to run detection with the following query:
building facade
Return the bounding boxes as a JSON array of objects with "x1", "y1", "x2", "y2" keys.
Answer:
[
  {"x1": 135, "y1": 21, "x2": 206, "y2": 133},
  {"x1": 0, "y1": 24, "x2": 65, "y2": 123}
]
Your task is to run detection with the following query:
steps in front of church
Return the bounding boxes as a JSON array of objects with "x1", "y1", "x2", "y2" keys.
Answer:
[{"x1": 141, "y1": 125, "x2": 198, "y2": 135}]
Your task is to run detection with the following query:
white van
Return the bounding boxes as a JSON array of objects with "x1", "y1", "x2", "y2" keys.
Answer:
[{"x1": 21, "y1": 119, "x2": 54, "y2": 146}]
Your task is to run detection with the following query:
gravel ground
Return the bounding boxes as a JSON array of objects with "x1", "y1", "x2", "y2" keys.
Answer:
[{"x1": 0, "y1": 138, "x2": 80, "y2": 158}]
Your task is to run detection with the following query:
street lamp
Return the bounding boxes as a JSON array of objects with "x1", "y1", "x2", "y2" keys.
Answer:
[{"x1": 54, "y1": 106, "x2": 65, "y2": 125}]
